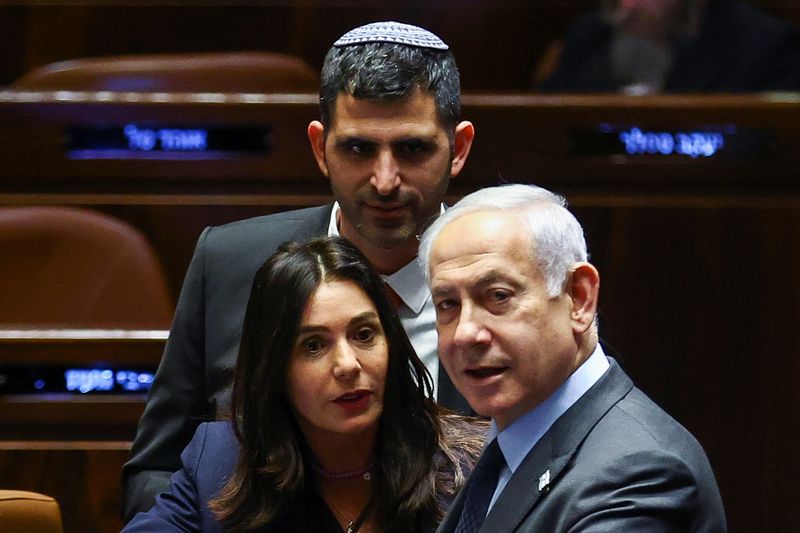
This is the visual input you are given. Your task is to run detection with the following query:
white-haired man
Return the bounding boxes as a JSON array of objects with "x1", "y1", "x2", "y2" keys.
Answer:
[{"x1": 421, "y1": 184, "x2": 726, "y2": 532}]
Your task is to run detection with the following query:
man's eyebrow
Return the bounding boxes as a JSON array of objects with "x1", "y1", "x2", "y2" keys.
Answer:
[
  {"x1": 391, "y1": 135, "x2": 437, "y2": 144},
  {"x1": 474, "y1": 269, "x2": 527, "y2": 291},
  {"x1": 476, "y1": 271, "x2": 509, "y2": 287},
  {"x1": 430, "y1": 284, "x2": 453, "y2": 299},
  {"x1": 334, "y1": 136, "x2": 376, "y2": 147},
  {"x1": 431, "y1": 269, "x2": 513, "y2": 296}
]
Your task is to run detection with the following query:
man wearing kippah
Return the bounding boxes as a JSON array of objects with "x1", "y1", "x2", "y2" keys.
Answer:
[{"x1": 122, "y1": 21, "x2": 476, "y2": 521}]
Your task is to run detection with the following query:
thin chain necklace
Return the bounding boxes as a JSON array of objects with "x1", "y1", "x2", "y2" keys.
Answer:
[{"x1": 318, "y1": 481, "x2": 371, "y2": 533}]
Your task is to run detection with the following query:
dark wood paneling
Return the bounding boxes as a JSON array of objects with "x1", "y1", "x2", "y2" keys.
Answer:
[
  {"x1": 0, "y1": 447, "x2": 129, "y2": 533},
  {"x1": 573, "y1": 204, "x2": 800, "y2": 533}
]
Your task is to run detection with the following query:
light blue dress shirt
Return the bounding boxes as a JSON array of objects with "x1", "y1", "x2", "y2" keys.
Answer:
[{"x1": 487, "y1": 344, "x2": 611, "y2": 511}]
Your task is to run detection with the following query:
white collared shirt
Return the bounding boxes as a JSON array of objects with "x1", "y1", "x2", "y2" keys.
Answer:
[
  {"x1": 486, "y1": 344, "x2": 611, "y2": 512},
  {"x1": 327, "y1": 202, "x2": 440, "y2": 398}
]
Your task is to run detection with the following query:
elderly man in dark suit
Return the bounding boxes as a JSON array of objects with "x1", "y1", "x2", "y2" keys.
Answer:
[
  {"x1": 420, "y1": 184, "x2": 726, "y2": 532},
  {"x1": 122, "y1": 21, "x2": 476, "y2": 522}
]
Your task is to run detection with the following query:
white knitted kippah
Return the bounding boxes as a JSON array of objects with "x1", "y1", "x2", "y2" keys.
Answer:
[{"x1": 333, "y1": 21, "x2": 448, "y2": 50}]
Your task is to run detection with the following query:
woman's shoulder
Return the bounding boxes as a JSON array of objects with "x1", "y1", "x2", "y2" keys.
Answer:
[
  {"x1": 201, "y1": 420, "x2": 236, "y2": 441},
  {"x1": 183, "y1": 421, "x2": 239, "y2": 480},
  {"x1": 187, "y1": 421, "x2": 236, "y2": 454}
]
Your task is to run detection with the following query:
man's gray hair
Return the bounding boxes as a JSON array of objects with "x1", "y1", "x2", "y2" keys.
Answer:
[{"x1": 418, "y1": 184, "x2": 588, "y2": 297}]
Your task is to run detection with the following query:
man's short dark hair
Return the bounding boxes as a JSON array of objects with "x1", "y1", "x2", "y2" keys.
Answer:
[{"x1": 319, "y1": 41, "x2": 461, "y2": 131}]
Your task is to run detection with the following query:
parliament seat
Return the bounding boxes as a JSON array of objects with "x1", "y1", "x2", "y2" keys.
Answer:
[
  {"x1": 0, "y1": 490, "x2": 63, "y2": 533},
  {"x1": 11, "y1": 51, "x2": 318, "y2": 93},
  {"x1": 0, "y1": 206, "x2": 173, "y2": 329}
]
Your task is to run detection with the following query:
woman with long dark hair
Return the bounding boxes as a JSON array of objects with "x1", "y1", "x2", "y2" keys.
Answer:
[{"x1": 124, "y1": 236, "x2": 485, "y2": 532}]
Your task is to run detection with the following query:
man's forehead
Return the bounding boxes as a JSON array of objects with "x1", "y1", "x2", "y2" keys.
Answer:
[
  {"x1": 430, "y1": 212, "x2": 534, "y2": 275},
  {"x1": 336, "y1": 87, "x2": 433, "y2": 114},
  {"x1": 435, "y1": 211, "x2": 526, "y2": 249},
  {"x1": 429, "y1": 248, "x2": 540, "y2": 299},
  {"x1": 328, "y1": 90, "x2": 443, "y2": 134}
]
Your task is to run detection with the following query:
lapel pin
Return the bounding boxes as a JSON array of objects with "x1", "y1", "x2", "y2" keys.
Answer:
[{"x1": 538, "y1": 469, "x2": 551, "y2": 493}]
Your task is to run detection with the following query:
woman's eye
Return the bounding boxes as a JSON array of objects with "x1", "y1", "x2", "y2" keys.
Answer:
[
  {"x1": 355, "y1": 327, "x2": 375, "y2": 342},
  {"x1": 303, "y1": 338, "x2": 323, "y2": 354}
]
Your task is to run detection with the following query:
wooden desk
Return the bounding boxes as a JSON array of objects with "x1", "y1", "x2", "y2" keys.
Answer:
[
  {"x1": 0, "y1": 329, "x2": 165, "y2": 533},
  {"x1": 0, "y1": 329, "x2": 164, "y2": 438},
  {"x1": 0, "y1": 329, "x2": 167, "y2": 366},
  {"x1": 3, "y1": 91, "x2": 798, "y2": 298},
  {"x1": 1, "y1": 91, "x2": 799, "y2": 201}
]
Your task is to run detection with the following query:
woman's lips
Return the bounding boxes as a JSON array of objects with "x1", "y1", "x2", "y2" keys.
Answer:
[{"x1": 333, "y1": 390, "x2": 372, "y2": 411}]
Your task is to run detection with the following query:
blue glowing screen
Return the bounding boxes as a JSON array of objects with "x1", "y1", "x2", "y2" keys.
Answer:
[
  {"x1": 66, "y1": 124, "x2": 272, "y2": 159},
  {"x1": 618, "y1": 127, "x2": 724, "y2": 158},
  {"x1": 569, "y1": 125, "x2": 773, "y2": 159},
  {"x1": 66, "y1": 369, "x2": 115, "y2": 393},
  {"x1": 65, "y1": 368, "x2": 155, "y2": 393},
  {"x1": 0, "y1": 365, "x2": 156, "y2": 394},
  {"x1": 124, "y1": 125, "x2": 208, "y2": 151}
]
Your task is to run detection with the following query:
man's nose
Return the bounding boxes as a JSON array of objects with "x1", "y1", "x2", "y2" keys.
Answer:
[
  {"x1": 370, "y1": 149, "x2": 401, "y2": 196},
  {"x1": 452, "y1": 303, "x2": 492, "y2": 349},
  {"x1": 332, "y1": 341, "x2": 362, "y2": 380}
]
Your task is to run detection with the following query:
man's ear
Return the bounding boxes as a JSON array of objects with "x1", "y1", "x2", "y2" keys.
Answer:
[
  {"x1": 567, "y1": 262, "x2": 600, "y2": 334},
  {"x1": 450, "y1": 120, "x2": 475, "y2": 178},
  {"x1": 307, "y1": 120, "x2": 329, "y2": 177}
]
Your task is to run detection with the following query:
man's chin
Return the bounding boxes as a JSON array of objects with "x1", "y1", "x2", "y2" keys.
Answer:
[
  {"x1": 369, "y1": 230, "x2": 417, "y2": 250},
  {"x1": 358, "y1": 225, "x2": 417, "y2": 250}
]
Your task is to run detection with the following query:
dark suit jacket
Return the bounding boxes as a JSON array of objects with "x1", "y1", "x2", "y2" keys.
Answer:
[
  {"x1": 123, "y1": 205, "x2": 469, "y2": 521},
  {"x1": 541, "y1": 0, "x2": 800, "y2": 93},
  {"x1": 123, "y1": 422, "x2": 348, "y2": 533},
  {"x1": 437, "y1": 360, "x2": 727, "y2": 532}
]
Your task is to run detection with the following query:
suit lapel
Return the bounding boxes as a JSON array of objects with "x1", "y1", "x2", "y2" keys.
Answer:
[
  {"x1": 479, "y1": 360, "x2": 634, "y2": 532},
  {"x1": 303, "y1": 203, "x2": 335, "y2": 238},
  {"x1": 479, "y1": 434, "x2": 570, "y2": 532}
]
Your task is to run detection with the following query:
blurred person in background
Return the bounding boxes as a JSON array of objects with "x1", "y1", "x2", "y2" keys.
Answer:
[{"x1": 538, "y1": 0, "x2": 800, "y2": 94}]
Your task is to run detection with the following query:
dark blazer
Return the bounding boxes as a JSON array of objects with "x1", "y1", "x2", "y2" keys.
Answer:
[
  {"x1": 123, "y1": 422, "x2": 348, "y2": 533},
  {"x1": 123, "y1": 205, "x2": 469, "y2": 521},
  {"x1": 123, "y1": 422, "x2": 237, "y2": 533},
  {"x1": 437, "y1": 360, "x2": 727, "y2": 532},
  {"x1": 541, "y1": 0, "x2": 800, "y2": 93}
]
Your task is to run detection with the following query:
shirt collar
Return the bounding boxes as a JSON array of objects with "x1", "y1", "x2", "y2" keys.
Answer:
[
  {"x1": 328, "y1": 202, "x2": 440, "y2": 314},
  {"x1": 327, "y1": 202, "x2": 341, "y2": 237},
  {"x1": 490, "y1": 343, "x2": 611, "y2": 473}
]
